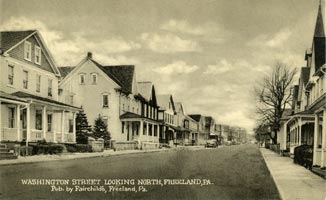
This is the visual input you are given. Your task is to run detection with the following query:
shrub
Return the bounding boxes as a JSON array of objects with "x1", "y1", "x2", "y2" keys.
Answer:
[
  {"x1": 20, "y1": 146, "x2": 33, "y2": 156},
  {"x1": 294, "y1": 144, "x2": 313, "y2": 169},
  {"x1": 75, "y1": 144, "x2": 92, "y2": 152},
  {"x1": 65, "y1": 144, "x2": 92, "y2": 153},
  {"x1": 30, "y1": 144, "x2": 65, "y2": 155}
]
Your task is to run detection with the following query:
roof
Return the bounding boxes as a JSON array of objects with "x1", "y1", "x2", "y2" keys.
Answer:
[
  {"x1": 137, "y1": 82, "x2": 153, "y2": 100},
  {"x1": 0, "y1": 91, "x2": 27, "y2": 103},
  {"x1": 301, "y1": 67, "x2": 310, "y2": 86},
  {"x1": 314, "y1": 3, "x2": 325, "y2": 38},
  {"x1": 293, "y1": 85, "x2": 299, "y2": 101},
  {"x1": 58, "y1": 67, "x2": 75, "y2": 78},
  {"x1": 292, "y1": 109, "x2": 314, "y2": 116},
  {"x1": 0, "y1": 30, "x2": 35, "y2": 53},
  {"x1": 89, "y1": 59, "x2": 126, "y2": 90},
  {"x1": 189, "y1": 114, "x2": 202, "y2": 122},
  {"x1": 11, "y1": 91, "x2": 79, "y2": 109},
  {"x1": 120, "y1": 112, "x2": 143, "y2": 119},
  {"x1": 156, "y1": 94, "x2": 175, "y2": 111},
  {"x1": 102, "y1": 65, "x2": 134, "y2": 93},
  {"x1": 204, "y1": 116, "x2": 213, "y2": 127}
]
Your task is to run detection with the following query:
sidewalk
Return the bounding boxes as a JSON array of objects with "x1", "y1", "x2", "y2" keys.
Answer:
[
  {"x1": 260, "y1": 148, "x2": 326, "y2": 200},
  {"x1": 0, "y1": 145, "x2": 203, "y2": 166}
]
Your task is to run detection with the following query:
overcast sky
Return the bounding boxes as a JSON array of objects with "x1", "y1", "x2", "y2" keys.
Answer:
[{"x1": 0, "y1": 0, "x2": 324, "y2": 133}]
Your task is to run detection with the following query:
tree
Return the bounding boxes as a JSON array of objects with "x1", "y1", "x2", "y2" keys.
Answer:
[
  {"x1": 92, "y1": 115, "x2": 111, "y2": 142},
  {"x1": 76, "y1": 107, "x2": 91, "y2": 144},
  {"x1": 255, "y1": 62, "x2": 297, "y2": 144}
]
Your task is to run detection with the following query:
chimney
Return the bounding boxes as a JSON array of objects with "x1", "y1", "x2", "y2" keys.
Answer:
[{"x1": 87, "y1": 52, "x2": 92, "y2": 59}]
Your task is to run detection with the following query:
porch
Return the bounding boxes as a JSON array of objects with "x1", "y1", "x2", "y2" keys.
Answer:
[
  {"x1": 120, "y1": 112, "x2": 160, "y2": 145},
  {"x1": 284, "y1": 113, "x2": 314, "y2": 155},
  {"x1": 0, "y1": 92, "x2": 79, "y2": 144},
  {"x1": 313, "y1": 108, "x2": 326, "y2": 168}
]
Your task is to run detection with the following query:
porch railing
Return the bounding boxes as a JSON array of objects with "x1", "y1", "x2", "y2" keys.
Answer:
[
  {"x1": 1, "y1": 128, "x2": 18, "y2": 141},
  {"x1": 30, "y1": 130, "x2": 43, "y2": 141}
]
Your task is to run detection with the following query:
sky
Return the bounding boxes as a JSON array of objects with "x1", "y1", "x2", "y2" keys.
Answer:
[{"x1": 0, "y1": 0, "x2": 324, "y2": 134}]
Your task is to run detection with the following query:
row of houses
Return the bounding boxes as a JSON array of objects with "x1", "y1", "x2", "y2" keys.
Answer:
[
  {"x1": 0, "y1": 29, "x2": 246, "y2": 150},
  {"x1": 276, "y1": 2, "x2": 326, "y2": 171}
]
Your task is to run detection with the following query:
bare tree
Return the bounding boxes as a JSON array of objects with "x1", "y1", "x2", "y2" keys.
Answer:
[{"x1": 255, "y1": 62, "x2": 297, "y2": 144}]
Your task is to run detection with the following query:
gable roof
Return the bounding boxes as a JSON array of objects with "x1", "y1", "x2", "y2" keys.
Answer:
[
  {"x1": 0, "y1": 30, "x2": 35, "y2": 53},
  {"x1": 156, "y1": 94, "x2": 176, "y2": 112},
  {"x1": 301, "y1": 67, "x2": 310, "y2": 86},
  {"x1": 0, "y1": 30, "x2": 60, "y2": 76},
  {"x1": 137, "y1": 82, "x2": 153, "y2": 100},
  {"x1": 189, "y1": 114, "x2": 202, "y2": 122},
  {"x1": 102, "y1": 65, "x2": 135, "y2": 93},
  {"x1": 314, "y1": 2, "x2": 325, "y2": 38},
  {"x1": 58, "y1": 66, "x2": 75, "y2": 78}
]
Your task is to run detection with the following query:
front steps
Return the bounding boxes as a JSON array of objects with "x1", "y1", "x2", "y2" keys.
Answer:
[{"x1": 0, "y1": 144, "x2": 18, "y2": 160}]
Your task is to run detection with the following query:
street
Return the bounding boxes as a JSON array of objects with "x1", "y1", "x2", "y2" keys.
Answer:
[{"x1": 0, "y1": 144, "x2": 280, "y2": 200}]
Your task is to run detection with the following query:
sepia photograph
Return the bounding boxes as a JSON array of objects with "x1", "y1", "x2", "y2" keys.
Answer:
[{"x1": 0, "y1": 0, "x2": 325, "y2": 199}]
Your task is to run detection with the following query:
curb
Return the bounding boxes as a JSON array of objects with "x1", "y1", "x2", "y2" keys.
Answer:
[
  {"x1": 259, "y1": 148, "x2": 284, "y2": 200},
  {"x1": 0, "y1": 147, "x2": 204, "y2": 166}
]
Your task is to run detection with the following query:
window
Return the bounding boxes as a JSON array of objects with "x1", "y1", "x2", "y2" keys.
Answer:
[
  {"x1": 23, "y1": 70, "x2": 28, "y2": 89},
  {"x1": 36, "y1": 75, "x2": 41, "y2": 92},
  {"x1": 91, "y1": 74, "x2": 97, "y2": 84},
  {"x1": 47, "y1": 114, "x2": 52, "y2": 132},
  {"x1": 68, "y1": 119, "x2": 73, "y2": 133},
  {"x1": 69, "y1": 95, "x2": 74, "y2": 105},
  {"x1": 8, "y1": 107, "x2": 15, "y2": 128},
  {"x1": 35, "y1": 110, "x2": 42, "y2": 130},
  {"x1": 79, "y1": 74, "x2": 85, "y2": 84},
  {"x1": 48, "y1": 79, "x2": 52, "y2": 97},
  {"x1": 103, "y1": 94, "x2": 109, "y2": 108},
  {"x1": 24, "y1": 41, "x2": 32, "y2": 61},
  {"x1": 8, "y1": 65, "x2": 14, "y2": 85},
  {"x1": 34, "y1": 46, "x2": 42, "y2": 65}
]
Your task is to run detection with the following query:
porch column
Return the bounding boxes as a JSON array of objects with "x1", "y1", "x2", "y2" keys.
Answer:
[
  {"x1": 157, "y1": 125, "x2": 159, "y2": 142},
  {"x1": 16, "y1": 105, "x2": 21, "y2": 141},
  {"x1": 61, "y1": 110, "x2": 65, "y2": 143},
  {"x1": 139, "y1": 120, "x2": 144, "y2": 141},
  {"x1": 313, "y1": 113, "x2": 319, "y2": 165},
  {"x1": 73, "y1": 112, "x2": 76, "y2": 143},
  {"x1": 26, "y1": 105, "x2": 31, "y2": 155},
  {"x1": 321, "y1": 109, "x2": 326, "y2": 167},
  {"x1": 298, "y1": 122, "x2": 302, "y2": 146},
  {"x1": 0, "y1": 101, "x2": 2, "y2": 142},
  {"x1": 282, "y1": 121, "x2": 287, "y2": 150},
  {"x1": 152, "y1": 124, "x2": 154, "y2": 142},
  {"x1": 42, "y1": 106, "x2": 47, "y2": 140},
  {"x1": 146, "y1": 122, "x2": 149, "y2": 141}
]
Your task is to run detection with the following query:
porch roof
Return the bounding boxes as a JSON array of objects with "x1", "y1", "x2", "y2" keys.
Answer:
[
  {"x1": 120, "y1": 112, "x2": 160, "y2": 124},
  {"x1": 11, "y1": 91, "x2": 80, "y2": 110},
  {"x1": 0, "y1": 91, "x2": 27, "y2": 104}
]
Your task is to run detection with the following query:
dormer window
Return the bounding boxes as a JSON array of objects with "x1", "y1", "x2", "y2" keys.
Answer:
[
  {"x1": 91, "y1": 73, "x2": 97, "y2": 84},
  {"x1": 79, "y1": 74, "x2": 85, "y2": 84},
  {"x1": 24, "y1": 41, "x2": 32, "y2": 61},
  {"x1": 35, "y1": 46, "x2": 42, "y2": 65}
]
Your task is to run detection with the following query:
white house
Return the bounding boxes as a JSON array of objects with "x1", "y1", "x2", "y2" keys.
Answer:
[{"x1": 0, "y1": 30, "x2": 79, "y2": 145}]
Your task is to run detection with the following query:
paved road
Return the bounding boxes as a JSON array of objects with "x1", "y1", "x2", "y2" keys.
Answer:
[{"x1": 0, "y1": 144, "x2": 280, "y2": 200}]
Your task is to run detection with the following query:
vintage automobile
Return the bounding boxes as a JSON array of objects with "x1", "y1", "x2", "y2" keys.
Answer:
[{"x1": 205, "y1": 139, "x2": 218, "y2": 148}]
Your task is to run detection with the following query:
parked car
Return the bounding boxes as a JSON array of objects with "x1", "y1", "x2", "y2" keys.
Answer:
[{"x1": 205, "y1": 139, "x2": 218, "y2": 148}]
